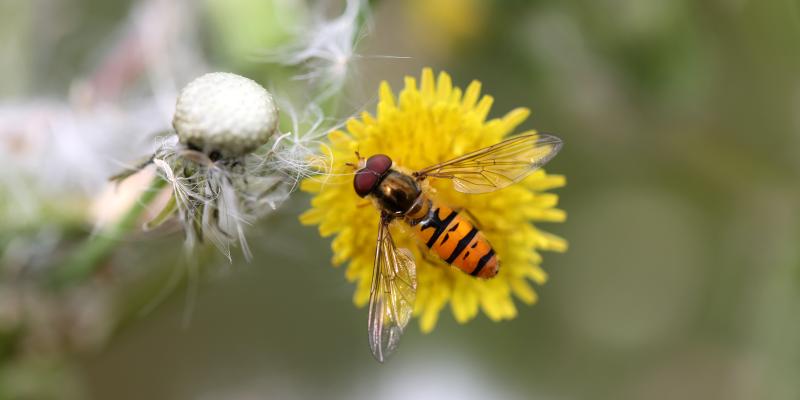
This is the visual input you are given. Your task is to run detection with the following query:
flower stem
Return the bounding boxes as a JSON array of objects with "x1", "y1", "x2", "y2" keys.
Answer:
[{"x1": 50, "y1": 177, "x2": 167, "y2": 288}]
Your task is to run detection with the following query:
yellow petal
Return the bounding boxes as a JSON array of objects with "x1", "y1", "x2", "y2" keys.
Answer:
[
  {"x1": 299, "y1": 208, "x2": 322, "y2": 225},
  {"x1": 501, "y1": 107, "x2": 531, "y2": 133},
  {"x1": 451, "y1": 280, "x2": 478, "y2": 323},
  {"x1": 475, "y1": 95, "x2": 494, "y2": 122},
  {"x1": 462, "y1": 80, "x2": 482, "y2": 109},
  {"x1": 525, "y1": 173, "x2": 567, "y2": 191},
  {"x1": 419, "y1": 299, "x2": 443, "y2": 333},
  {"x1": 379, "y1": 81, "x2": 395, "y2": 108},
  {"x1": 510, "y1": 279, "x2": 537, "y2": 304},
  {"x1": 404, "y1": 76, "x2": 418, "y2": 93},
  {"x1": 346, "y1": 118, "x2": 365, "y2": 137},
  {"x1": 436, "y1": 71, "x2": 452, "y2": 101},
  {"x1": 420, "y1": 67, "x2": 435, "y2": 99},
  {"x1": 526, "y1": 265, "x2": 549, "y2": 285},
  {"x1": 328, "y1": 130, "x2": 352, "y2": 147},
  {"x1": 300, "y1": 179, "x2": 322, "y2": 193}
]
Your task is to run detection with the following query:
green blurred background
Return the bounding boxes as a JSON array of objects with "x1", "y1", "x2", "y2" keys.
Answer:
[{"x1": 1, "y1": 0, "x2": 799, "y2": 399}]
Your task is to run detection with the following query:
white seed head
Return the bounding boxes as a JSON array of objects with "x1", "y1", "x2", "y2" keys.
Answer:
[{"x1": 173, "y1": 72, "x2": 279, "y2": 158}]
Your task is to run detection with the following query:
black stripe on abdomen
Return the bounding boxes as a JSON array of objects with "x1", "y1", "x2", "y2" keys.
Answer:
[
  {"x1": 471, "y1": 248, "x2": 495, "y2": 276},
  {"x1": 420, "y1": 208, "x2": 457, "y2": 248},
  {"x1": 445, "y1": 227, "x2": 478, "y2": 264}
]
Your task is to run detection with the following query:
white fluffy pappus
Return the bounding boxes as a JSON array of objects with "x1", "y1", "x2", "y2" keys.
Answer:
[{"x1": 258, "y1": 0, "x2": 367, "y2": 101}]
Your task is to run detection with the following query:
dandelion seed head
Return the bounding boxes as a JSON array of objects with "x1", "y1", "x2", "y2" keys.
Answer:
[
  {"x1": 135, "y1": 72, "x2": 338, "y2": 260},
  {"x1": 173, "y1": 72, "x2": 279, "y2": 158}
]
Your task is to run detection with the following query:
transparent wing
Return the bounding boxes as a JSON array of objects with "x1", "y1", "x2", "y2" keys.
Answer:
[
  {"x1": 367, "y1": 216, "x2": 417, "y2": 363},
  {"x1": 415, "y1": 133, "x2": 563, "y2": 194}
]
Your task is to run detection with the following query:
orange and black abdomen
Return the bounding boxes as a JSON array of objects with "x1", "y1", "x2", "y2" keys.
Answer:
[{"x1": 410, "y1": 202, "x2": 498, "y2": 278}]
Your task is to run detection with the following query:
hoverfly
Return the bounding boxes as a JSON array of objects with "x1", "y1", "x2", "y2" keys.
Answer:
[{"x1": 352, "y1": 133, "x2": 563, "y2": 362}]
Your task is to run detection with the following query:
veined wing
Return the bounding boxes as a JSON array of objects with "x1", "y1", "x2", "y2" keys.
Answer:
[
  {"x1": 367, "y1": 216, "x2": 417, "y2": 363},
  {"x1": 415, "y1": 133, "x2": 563, "y2": 194}
]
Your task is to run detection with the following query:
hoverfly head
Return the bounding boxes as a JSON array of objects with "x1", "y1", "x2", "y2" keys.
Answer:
[{"x1": 353, "y1": 154, "x2": 393, "y2": 198}]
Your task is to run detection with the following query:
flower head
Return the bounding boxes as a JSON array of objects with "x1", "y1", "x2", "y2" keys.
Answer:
[
  {"x1": 173, "y1": 72, "x2": 279, "y2": 158},
  {"x1": 301, "y1": 68, "x2": 567, "y2": 332}
]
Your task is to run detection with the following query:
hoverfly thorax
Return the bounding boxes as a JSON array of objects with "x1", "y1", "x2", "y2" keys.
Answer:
[
  {"x1": 354, "y1": 154, "x2": 422, "y2": 215},
  {"x1": 373, "y1": 170, "x2": 421, "y2": 215}
]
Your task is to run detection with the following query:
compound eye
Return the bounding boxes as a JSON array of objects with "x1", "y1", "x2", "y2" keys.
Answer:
[
  {"x1": 365, "y1": 154, "x2": 392, "y2": 175},
  {"x1": 353, "y1": 169, "x2": 380, "y2": 198}
]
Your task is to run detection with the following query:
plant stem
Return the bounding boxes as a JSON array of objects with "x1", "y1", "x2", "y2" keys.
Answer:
[{"x1": 50, "y1": 177, "x2": 167, "y2": 288}]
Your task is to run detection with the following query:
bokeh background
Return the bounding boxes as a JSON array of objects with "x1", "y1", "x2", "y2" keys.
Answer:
[{"x1": 2, "y1": 0, "x2": 799, "y2": 399}]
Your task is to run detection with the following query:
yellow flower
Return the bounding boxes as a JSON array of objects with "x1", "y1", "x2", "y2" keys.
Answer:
[{"x1": 300, "y1": 68, "x2": 567, "y2": 332}]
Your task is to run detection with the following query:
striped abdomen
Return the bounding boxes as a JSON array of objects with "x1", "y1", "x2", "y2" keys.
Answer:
[{"x1": 409, "y1": 201, "x2": 498, "y2": 278}]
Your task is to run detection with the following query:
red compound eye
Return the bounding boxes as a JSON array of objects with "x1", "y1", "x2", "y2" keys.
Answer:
[
  {"x1": 365, "y1": 154, "x2": 392, "y2": 175},
  {"x1": 353, "y1": 169, "x2": 380, "y2": 197},
  {"x1": 353, "y1": 154, "x2": 393, "y2": 198}
]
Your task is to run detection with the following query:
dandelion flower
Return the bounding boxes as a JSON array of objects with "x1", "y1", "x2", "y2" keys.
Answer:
[{"x1": 301, "y1": 68, "x2": 567, "y2": 332}]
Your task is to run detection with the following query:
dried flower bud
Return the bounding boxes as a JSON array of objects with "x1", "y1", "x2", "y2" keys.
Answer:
[{"x1": 173, "y1": 72, "x2": 279, "y2": 158}]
